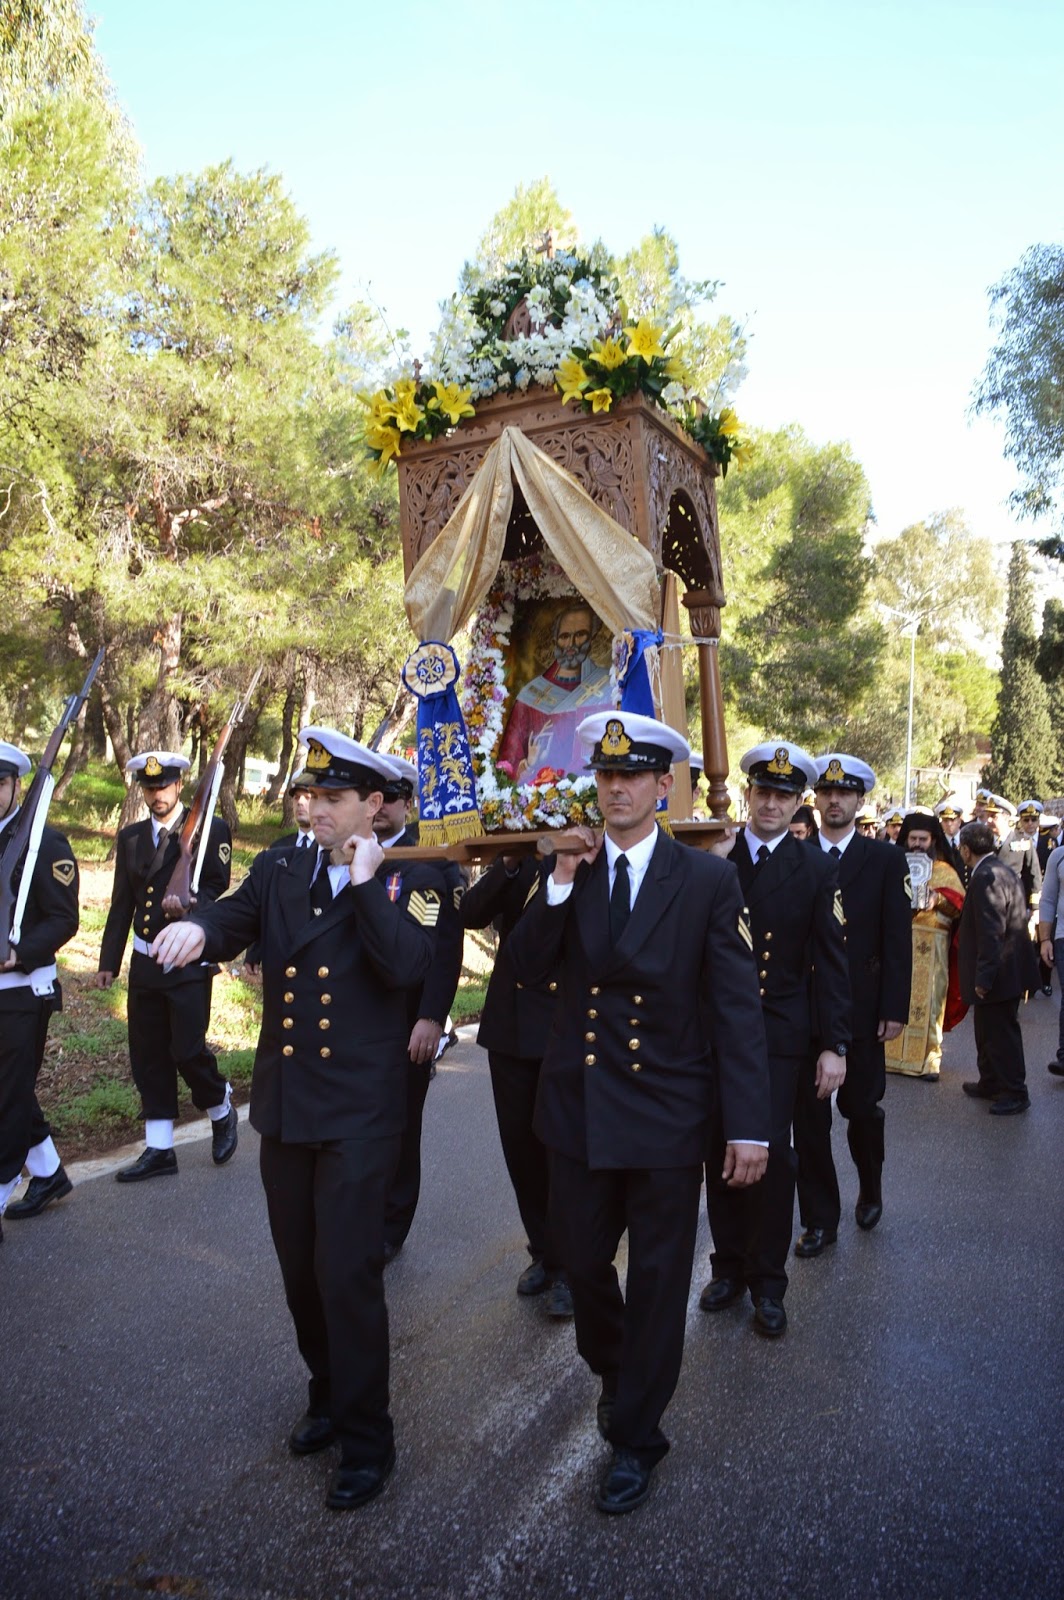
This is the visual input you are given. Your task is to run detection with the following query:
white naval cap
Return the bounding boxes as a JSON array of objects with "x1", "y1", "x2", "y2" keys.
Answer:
[
  {"x1": 1040, "y1": 814, "x2": 1061, "y2": 829},
  {"x1": 125, "y1": 751, "x2": 191, "y2": 786},
  {"x1": 0, "y1": 741, "x2": 31, "y2": 779},
  {"x1": 813, "y1": 753, "x2": 876, "y2": 794},
  {"x1": 293, "y1": 726, "x2": 398, "y2": 790},
  {"x1": 882, "y1": 807, "x2": 906, "y2": 827},
  {"x1": 379, "y1": 752, "x2": 419, "y2": 797},
  {"x1": 1016, "y1": 798, "x2": 1044, "y2": 819},
  {"x1": 578, "y1": 711, "x2": 690, "y2": 771},
  {"x1": 740, "y1": 740, "x2": 818, "y2": 794},
  {"x1": 934, "y1": 797, "x2": 963, "y2": 819}
]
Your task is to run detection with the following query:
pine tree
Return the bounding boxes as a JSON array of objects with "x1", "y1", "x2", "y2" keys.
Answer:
[
  {"x1": 983, "y1": 544, "x2": 1056, "y2": 798},
  {"x1": 1036, "y1": 597, "x2": 1064, "y2": 789}
]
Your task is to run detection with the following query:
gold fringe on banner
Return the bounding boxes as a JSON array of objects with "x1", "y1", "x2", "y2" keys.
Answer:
[
  {"x1": 656, "y1": 813, "x2": 674, "y2": 837},
  {"x1": 418, "y1": 811, "x2": 484, "y2": 849}
]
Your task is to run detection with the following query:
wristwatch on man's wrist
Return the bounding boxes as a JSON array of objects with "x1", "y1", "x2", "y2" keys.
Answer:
[{"x1": 835, "y1": 1042, "x2": 848, "y2": 1057}]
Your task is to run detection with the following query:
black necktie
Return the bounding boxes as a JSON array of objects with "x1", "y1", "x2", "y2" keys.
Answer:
[
  {"x1": 610, "y1": 854, "x2": 631, "y2": 944},
  {"x1": 829, "y1": 846, "x2": 841, "y2": 859},
  {"x1": 310, "y1": 856, "x2": 333, "y2": 915},
  {"x1": 754, "y1": 843, "x2": 769, "y2": 868},
  {"x1": 298, "y1": 834, "x2": 313, "y2": 849}
]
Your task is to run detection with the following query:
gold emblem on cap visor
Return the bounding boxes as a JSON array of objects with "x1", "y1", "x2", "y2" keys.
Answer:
[
  {"x1": 766, "y1": 747, "x2": 794, "y2": 778},
  {"x1": 823, "y1": 758, "x2": 846, "y2": 784},
  {"x1": 601, "y1": 719, "x2": 632, "y2": 756},
  {"x1": 305, "y1": 739, "x2": 330, "y2": 771},
  {"x1": 144, "y1": 755, "x2": 163, "y2": 778}
]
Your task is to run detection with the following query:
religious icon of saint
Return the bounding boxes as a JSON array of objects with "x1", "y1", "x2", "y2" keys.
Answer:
[{"x1": 497, "y1": 599, "x2": 615, "y2": 780}]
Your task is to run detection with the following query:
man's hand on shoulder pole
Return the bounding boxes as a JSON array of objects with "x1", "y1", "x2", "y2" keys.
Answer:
[
  {"x1": 540, "y1": 825, "x2": 601, "y2": 884},
  {"x1": 338, "y1": 833, "x2": 385, "y2": 885}
]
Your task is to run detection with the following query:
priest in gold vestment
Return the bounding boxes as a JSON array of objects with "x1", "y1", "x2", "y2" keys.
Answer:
[{"x1": 886, "y1": 812, "x2": 965, "y2": 1080}]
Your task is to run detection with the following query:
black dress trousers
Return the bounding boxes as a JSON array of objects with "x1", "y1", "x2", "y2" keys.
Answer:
[
  {"x1": 0, "y1": 993, "x2": 55, "y2": 1183},
  {"x1": 259, "y1": 1132, "x2": 401, "y2": 1467}
]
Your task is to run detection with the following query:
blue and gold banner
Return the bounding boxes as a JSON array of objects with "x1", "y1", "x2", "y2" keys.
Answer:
[
  {"x1": 401, "y1": 642, "x2": 483, "y2": 847},
  {"x1": 616, "y1": 628, "x2": 664, "y2": 717}
]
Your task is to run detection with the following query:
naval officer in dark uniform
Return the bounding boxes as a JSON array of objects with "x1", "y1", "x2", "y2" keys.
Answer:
[
  {"x1": 373, "y1": 753, "x2": 466, "y2": 1261},
  {"x1": 459, "y1": 848, "x2": 571, "y2": 1315},
  {"x1": 701, "y1": 741, "x2": 850, "y2": 1337},
  {"x1": 508, "y1": 711, "x2": 770, "y2": 1515},
  {"x1": 96, "y1": 751, "x2": 236, "y2": 1179},
  {"x1": 0, "y1": 742, "x2": 80, "y2": 1236},
  {"x1": 152, "y1": 727, "x2": 442, "y2": 1512},
  {"x1": 794, "y1": 754, "x2": 912, "y2": 1255}
]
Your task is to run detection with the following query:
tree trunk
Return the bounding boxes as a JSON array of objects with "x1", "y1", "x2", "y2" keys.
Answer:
[
  {"x1": 52, "y1": 700, "x2": 88, "y2": 801},
  {"x1": 264, "y1": 670, "x2": 298, "y2": 804},
  {"x1": 136, "y1": 614, "x2": 183, "y2": 754},
  {"x1": 218, "y1": 690, "x2": 268, "y2": 835}
]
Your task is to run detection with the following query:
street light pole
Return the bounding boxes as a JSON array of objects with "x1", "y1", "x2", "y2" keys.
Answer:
[{"x1": 904, "y1": 621, "x2": 917, "y2": 808}]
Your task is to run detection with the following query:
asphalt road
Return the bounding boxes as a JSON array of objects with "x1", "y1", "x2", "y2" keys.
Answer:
[{"x1": 2, "y1": 1001, "x2": 1062, "y2": 1600}]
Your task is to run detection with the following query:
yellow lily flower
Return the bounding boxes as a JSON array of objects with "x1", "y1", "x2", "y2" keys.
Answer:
[
  {"x1": 429, "y1": 380, "x2": 476, "y2": 426},
  {"x1": 624, "y1": 320, "x2": 666, "y2": 363},
  {"x1": 717, "y1": 407, "x2": 741, "y2": 439},
  {"x1": 664, "y1": 353, "x2": 692, "y2": 385},
  {"x1": 557, "y1": 355, "x2": 591, "y2": 405},
  {"x1": 393, "y1": 392, "x2": 425, "y2": 433},
  {"x1": 365, "y1": 420, "x2": 403, "y2": 461},
  {"x1": 392, "y1": 377, "x2": 418, "y2": 405},
  {"x1": 585, "y1": 387, "x2": 614, "y2": 414},
  {"x1": 730, "y1": 441, "x2": 754, "y2": 469},
  {"x1": 590, "y1": 337, "x2": 627, "y2": 372}
]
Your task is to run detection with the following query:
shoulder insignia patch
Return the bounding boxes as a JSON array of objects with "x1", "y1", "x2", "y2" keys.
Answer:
[
  {"x1": 452, "y1": 884, "x2": 465, "y2": 911},
  {"x1": 407, "y1": 889, "x2": 441, "y2": 928},
  {"x1": 903, "y1": 874, "x2": 913, "y2": 902},
  {"x1": 52, "y1": 859, "x2": 76, "y2": 886},
  {"x1": 737, "y1": 911, "x2": 753, "y2": 951},
  {"x1": 833, "y1": 889, "x2": 846, "y2": 925},
  {"x1": 523, "y1": 876, "x2": 540, "y2": 910},
  {"x1": 218, "y1": 843, "x2": 231, "y2": 864}
]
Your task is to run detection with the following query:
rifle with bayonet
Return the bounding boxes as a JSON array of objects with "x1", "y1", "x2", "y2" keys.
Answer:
[
  {"x1": 161, "y1": 665, "x2": 263, "y2": 919},
  {"x1": 0, "y1": 648, "x2": 105, "y2": 964}
]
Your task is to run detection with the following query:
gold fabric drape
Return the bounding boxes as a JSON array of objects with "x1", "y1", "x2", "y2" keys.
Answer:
[
  {"x1": 886, "y1": 859, "x2": 965, "y2": 1078},
  {"x1": 403, "y1": 426, "x2": 660, "y2": 642}
]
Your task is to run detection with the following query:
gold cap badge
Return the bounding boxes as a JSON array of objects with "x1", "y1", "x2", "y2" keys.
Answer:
[
  {"x1": 305, "y1": 739, "x2": 331, "y2": 771},
  {"x1": 601, "y1": 719, "x2": 632, "y2": 757},
  {"x1": 766, "y1": 747, "x2": 794, "y2": 778},
  {"x1": 824, "y1": 758, "x2": 846, "y2": 784},
  {"x1": 144, "y1": 755, "x2": 163, "y2": 778}
]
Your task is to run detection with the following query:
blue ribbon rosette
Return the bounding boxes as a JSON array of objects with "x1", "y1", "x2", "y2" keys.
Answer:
[{"x1": 401, "y1": 642, "x2": 483, "y2": 846}]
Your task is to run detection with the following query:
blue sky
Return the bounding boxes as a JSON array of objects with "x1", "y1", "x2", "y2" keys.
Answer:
[{"x1": 91, "y1": 0, "x2": 1062, "y2": 554}]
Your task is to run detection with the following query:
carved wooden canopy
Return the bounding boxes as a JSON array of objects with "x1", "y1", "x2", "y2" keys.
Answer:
[{"x1": 396, "y1": 387, "x2": 725, "y2": 610}]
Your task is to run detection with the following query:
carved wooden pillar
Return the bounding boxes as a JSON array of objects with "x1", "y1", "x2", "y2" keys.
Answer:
[{"x1": 682, "y1": 587, "x2": 730, "y2": 819}]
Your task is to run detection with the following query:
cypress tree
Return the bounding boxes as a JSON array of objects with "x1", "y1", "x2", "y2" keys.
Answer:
[{"x1": 983, "y1": 544, "x2": 1055, "y2": 797}]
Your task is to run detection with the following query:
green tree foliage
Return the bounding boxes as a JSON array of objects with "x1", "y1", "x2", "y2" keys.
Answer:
[
  {"x1": 983, "y1": 543, "x2": 1056, "y2": 798},
  {"x1": 975, "y1": 242, "x2": 1064, "y2": 550},
  {"x1": 460, "y1": 177, "x2": 580, "y2": 290},
  {"x1": 1037, "y1": 596, "x2": 1064, "y2": 786},
  {"x1": 718, "y1": 427, "x2": 883, "y2": 749}
]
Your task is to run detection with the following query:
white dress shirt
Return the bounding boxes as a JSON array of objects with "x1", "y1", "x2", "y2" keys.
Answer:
[
  {"x1": 819, "y1": 827, "x2": 856, "y2": 857},
  {"x1": 151, "y1": 805, "x2": 183, "y2": 846},
  {"x1": 546, "y1": 824, "x2": 660, "y2": 905}
]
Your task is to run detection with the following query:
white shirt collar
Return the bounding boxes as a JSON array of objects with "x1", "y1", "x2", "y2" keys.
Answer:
[
  {"x1": 0, "y1": 806, "x2": 18, "y2": 836},
  {"x1": 819, "y1": 827, "x2": 856, "y2": 856},
  {"x1": 151, "y1": 805, "x2": 183, "y2": 844},
  {"x1": 743, "y1": 825, "x2": 788, "y2": 856},
  {"x1": 604, "y1": 825, "x2": 659, "y2": 874},
  {"x1": 379, "y1": 829, "x2": 407, "y2": 849}
]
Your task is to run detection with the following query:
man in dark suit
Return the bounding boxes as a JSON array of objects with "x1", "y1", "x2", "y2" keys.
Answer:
[
  {"x1": 152, "y1": 727, "x2": 442, "y2": 1512},
  {"x1": 0, "y1": 742, "x2": 80, "y2": 1236},
  {"x1": 509, "y1": 711, "x2": 770, "y2": 1515},
  {"x1": 244, "y1": 780, "x2": 315, "y2": 975},
  {"x1": 459, "y1": 850, "x2": 571, "y2": 1315},
  {"x1": 958, "y1": 820, "x2": 1033, "y2": 1114},
  {"x1": 96, "y1": 751, "x2": 235, "y2": 1180},
  {"x1": 793, "y1": 753, "x2": 912, "y2": 1256},
  {"x1": 701, "y1": 742, "x2": 850, "y2": 1338},
  {"x1": 373, "y1": 753, "x2": 465, "y2": 1261}
]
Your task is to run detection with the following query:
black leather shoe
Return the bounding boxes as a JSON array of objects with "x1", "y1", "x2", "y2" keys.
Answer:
[
  {"x1": 794, "y1": 1227, "x2": 836, "y2": 1258},
  {"x1": 5, "y1": 1167, "x2": 73, "y2": 1218},
  {"x1": 211, "y1": 1104, "x2": 238, "y2": 1165},
  {"x1": 753, "y1": 1297, "x2": 787, "y2": 1337},
  {"x1": 962, "y1": 1080, "x2": 995, "y2": 1099},
  {"x1": 595, "y1": 1449, "x2": 654, "y2": 1515},
  {"x1": 115, "y1": 1147, "x2": 178, "y2": 1183},
  {"x1": 289, "y1": 1412, "x2": 336, "y2": 1455},
  {"x1": 1047, "y1": 1060, "x2": 1064, "y2": 1078},
  {"x1": 989, "y1": 1094, "x2": 1030, "y2": 1116},
  {"x1": 1042, "y1": 984, "x2": 1054, "y2": 998},
  {"x1": 516, "y1": 1260, "x2": 548, "y2": 1296},
  {"x1": 544, "y1": 1278, "x2": 574, "y2": 1318},
  {"x1": 855, "y1": 1192, "x2": 883, "y2": 1231},
  {"x1": 325, "y1": 1448, "x2": 395, "y2": 1511},
  {"x1": 699, "y1": 1276, "x2": 745, "y2": 1312},
  {"x1": 382, "y1": 1239, "x2": 403, "y2": 1264},
  {"x1": 596, "y1": 1388, "x2": 615, "y2": 1441}
]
